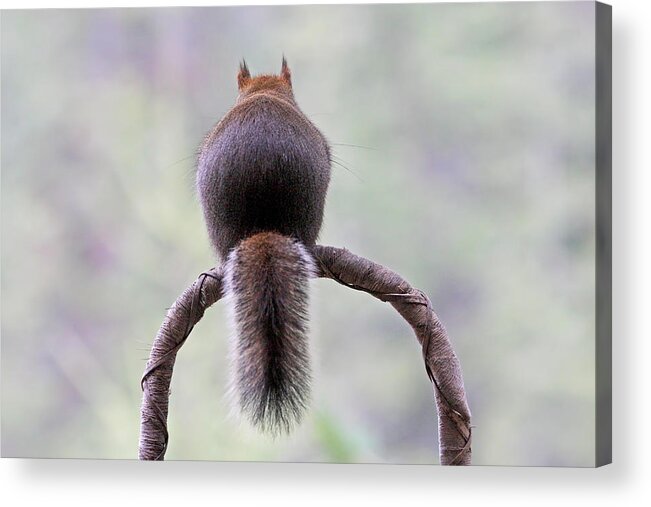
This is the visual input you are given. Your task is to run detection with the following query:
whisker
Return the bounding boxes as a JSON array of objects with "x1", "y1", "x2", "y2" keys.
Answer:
[
  {"x1": 331, "y1": 142, "x2": 377, "y2": 151},
  {"x1": 162, "y1": 154, "x2": 197, "y2": 170},
  {"x1": 331, "y1": 158, "x2": 363, "y2": 182}
]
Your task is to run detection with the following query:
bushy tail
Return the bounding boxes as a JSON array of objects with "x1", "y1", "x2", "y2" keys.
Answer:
[{"x1": 224, "y1": 231, "x2": 315, "y2": 435}]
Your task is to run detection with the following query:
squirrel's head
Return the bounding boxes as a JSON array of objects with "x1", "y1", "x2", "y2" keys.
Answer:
[{"x1": 236, "y1": 58, "x2": 295, "y2": 103}]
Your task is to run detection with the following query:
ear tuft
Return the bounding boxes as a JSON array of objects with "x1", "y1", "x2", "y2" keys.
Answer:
[
  {"x1": 280, "y1": 56, "x2": 292, "y2": 86},
  {"x1": 238, "y1": 60, "x2": 251, "y2": 89}
]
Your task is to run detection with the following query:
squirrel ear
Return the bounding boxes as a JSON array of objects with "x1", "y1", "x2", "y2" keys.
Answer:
[
  {"x1": 238, "y1": 60, "x2": 251, "y2": 89},
  {"x1": 280, "y1": 56, "x2": 292, "y2": 86}
]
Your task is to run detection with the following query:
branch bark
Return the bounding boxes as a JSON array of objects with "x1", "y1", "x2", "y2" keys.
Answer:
[
  {"x1": 139, "y1": 268, "x2": 223, "y2": 460},
  {"x1": 312, "y1": 246, "x2": 472, "y2": 465},
  {"x1": 139, "y1": 247, "x2": 471, "y2": 464}
]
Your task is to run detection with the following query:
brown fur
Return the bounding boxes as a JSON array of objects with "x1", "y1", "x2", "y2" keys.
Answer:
[
  {"x1": 225, "y1": 232, "x2": 314, "y2": 434},
  {"x1": 196, "y1": 60, "x2": 330, "y2": 434},
  {"x1": 197, "y1": 60, "x2": 330, "y2": 260}
]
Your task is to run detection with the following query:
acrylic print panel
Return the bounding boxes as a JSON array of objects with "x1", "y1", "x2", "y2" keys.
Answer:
[{"x1": 0, "y1": 1, "x2": 611, "y2": 466}]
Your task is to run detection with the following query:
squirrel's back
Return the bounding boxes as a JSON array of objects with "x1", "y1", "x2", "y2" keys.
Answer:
[
  {"x1": 196, "y1": 60, "x2": 330, "y2": 435},
  {"x1": 197, "y1": 61, "x2": 331, "y2": 259}
]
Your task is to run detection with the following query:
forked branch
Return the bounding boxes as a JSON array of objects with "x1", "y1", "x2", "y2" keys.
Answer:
[{"x1": 139, "y1": 247, "x2": 471, "y2": 464}]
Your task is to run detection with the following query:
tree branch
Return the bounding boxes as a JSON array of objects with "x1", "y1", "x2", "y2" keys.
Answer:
[
  {"x1": 139, "y1": 246, "x2": 471, "y2": 465},
  {"x1": 312, "y1": 245, "x2": 472, "y2": 465},
  {"x1": 139, "y1": 268, "x2": 223, "y2": 460}
]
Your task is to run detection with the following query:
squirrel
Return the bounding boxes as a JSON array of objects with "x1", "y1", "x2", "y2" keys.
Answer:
[{"x1": 196, "y1": 58, "x2": 331, "y2": 435}]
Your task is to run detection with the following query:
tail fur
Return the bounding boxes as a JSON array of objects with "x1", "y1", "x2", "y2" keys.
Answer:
[{"x1": 224, "y1": 231, "x2": 315, "y2": 435}]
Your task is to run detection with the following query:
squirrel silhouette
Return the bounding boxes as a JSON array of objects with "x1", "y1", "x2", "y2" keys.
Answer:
[{"x1": 196, "y1": 58, "x2": 331, "y2": 435}]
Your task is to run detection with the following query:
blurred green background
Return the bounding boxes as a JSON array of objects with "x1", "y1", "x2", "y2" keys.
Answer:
[{"x1": 1, "y1": 2, "x2": 596, "y2": 466}]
